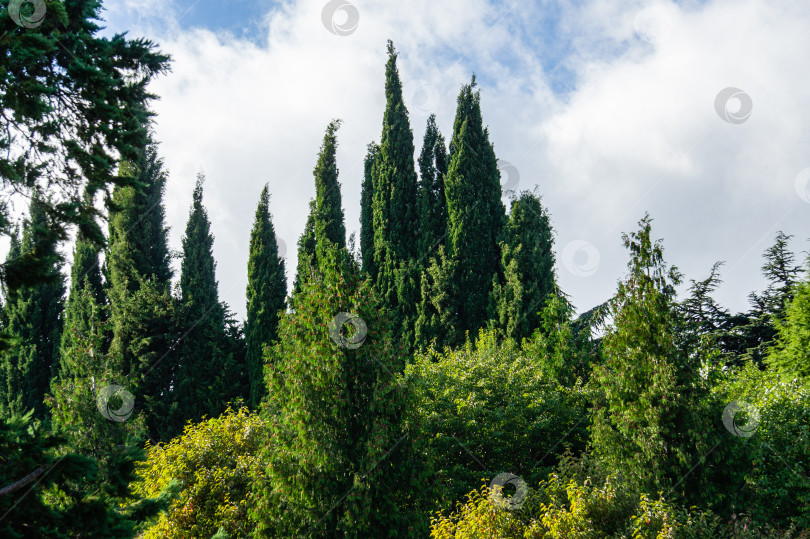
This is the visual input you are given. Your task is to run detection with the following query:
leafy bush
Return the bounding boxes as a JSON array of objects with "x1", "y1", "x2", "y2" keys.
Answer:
[
  {"x1": 131, "y1": 405, "x2": 265, "y2": 538},
  {"x1": 408, "y1": 330, "x2": 590, "y2": 513}
]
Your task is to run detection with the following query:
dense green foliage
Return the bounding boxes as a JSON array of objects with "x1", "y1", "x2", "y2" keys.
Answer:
[
  {"x1": 176, "y1": 175, "x2": 242, "y2": 425},
  {"x1": 245, "y1": 185, "x2": 286, "y2": 409},
  {"x1": 0, "y1": 199, "x2": 64, "y2": 419},
  {"x1": 2, "y1": 28, "x2": 808, "y2": 538},
  {"x1": 132, "y1": 405, "x2": 265, "y2": 538},
  {"x1": 0, "y1": 0, "x2": 169, "y2": 293}
]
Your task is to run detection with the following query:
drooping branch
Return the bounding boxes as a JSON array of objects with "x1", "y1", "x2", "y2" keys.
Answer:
[{"x1": 0, "y1": 466, "x2": 47, "y2": 497}]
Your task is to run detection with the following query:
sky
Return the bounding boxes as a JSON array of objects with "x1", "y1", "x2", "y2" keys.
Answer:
[{"x1": 86, "y1": 0, "x2": 809, "y2": 321}]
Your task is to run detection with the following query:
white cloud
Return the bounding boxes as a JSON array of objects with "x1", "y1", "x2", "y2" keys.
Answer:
[{"x1": 96, "y1": 0, "x2": 809, "y2": 320}]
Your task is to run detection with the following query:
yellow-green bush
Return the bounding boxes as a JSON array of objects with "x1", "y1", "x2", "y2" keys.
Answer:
[
  {"x1": 131, "y1": 405, "x2": 266, "y2": 538},
  {"x1": 428, "y1": 470, "x2": 808, "y2": 538}
]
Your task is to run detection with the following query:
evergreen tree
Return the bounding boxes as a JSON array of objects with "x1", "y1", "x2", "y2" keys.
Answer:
[
  {"x1": 246, "y1": 185, "x2": 287, "y2": 409},
  {"x1": 1, "y1": 0, "x2": 169, "y2": 290},
  {"x1": 60, "y1": 229, "x2": 106, "y2": 357},
  {"x1": 588, "y1": 215, "x2": 709, "y2": 498},
  {"x1": 255, "y1": 245, "x2": 429, "y2": 537},
  {"x1": 0, "y1": 199, "x2": 64, "y2": 419},
  {"x1": 767, "y1": 255, "x2": 810, "y2": 383},
  {"x1": 360, "y1": 142, "x2": 380, "y2": 276},
  {"x1": 371, "y1": 42, "x2": 420, "y2": 348},
  {"x1": 106, "y1": 146, "x2": 178, "y2": 439},
  {"x1": 490, "y1": 191, "x2": 556, "y2": 342},
  {"x1": 732, "y1": 232, "x2": 805, "y2": 366},
  {"x1": 441, "y1": 76, "x2": 506, "y2": 343},
  {"x1": 293, "y1": 199, "x2": 317, "y2": 297},
  {"x1": 414, "y1": 246, "x2": 462, "y2": 349},
  {"x1": 176, "y1": 174, "x2": 231, "y2": 424},
  {"x1": 293, "y1": 120, "x2": 348, "y2": 295},
  {"x1": 416, "y1": 114, "x2": 448, "y2": 262}
]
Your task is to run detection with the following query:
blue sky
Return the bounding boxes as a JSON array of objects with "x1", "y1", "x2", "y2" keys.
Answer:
[{"x1": 92, "y1": 0, "x2": 809, "y2": 321}]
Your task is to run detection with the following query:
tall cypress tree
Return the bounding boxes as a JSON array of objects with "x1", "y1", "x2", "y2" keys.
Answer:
[
  {"x1": 0, "y1": 199, "x2": 65, "y2": 419},
  {"x1": 176, "y1": 175, "x2": 230, "y2": 424},
  {"x1": 360, "y1": 142, "x2": 380, "y2": 276},
  {"x1": 490, "y1": 191, "x2": 556, "y2": 342},
  {"x1": 293, "y1": 120, "x2": 348, "y2": 295},
  {"x1": 107, "y1": 145, "x2": 178, "y2": 439},
  {"x1": 371, "y1": 41, "x2": 420, "y2": 347},
  {"x1": 60, "y1": 229, "x2": 105, "y2": 357},
  {"x1": 442, "y1": 76, "x2": 506, "y2": 341},
  {"x1": 416, "y1": 114, "x2": 448, "y2": 262},
  {"x1": 246, "y1": 185, "x2": 287, "y2": 409}
]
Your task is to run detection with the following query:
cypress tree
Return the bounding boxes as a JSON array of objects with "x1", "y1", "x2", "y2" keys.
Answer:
[
  {"x1": 0, "y1": 199, "x2": 65, "y2": 419},
  {"x1": 442, "y1": 76, "x2": 506, "y2": 341},
  {"x1": 246, "y1": 185, "x2": 287, "y2": 409},
  {"x1": 360, "y1": 142, "x2": 380, "y2": 276},
  {"x1": 176, "y1": 175, "x2": 230, "y2": 424},
  {"x1": 371, "y1": 41, "x2": 420, "y2": 347},
  {"x1": 107, "y1": 146, "x2": 178, "y2": 439},
  {"x1": 255, "y1": 246, "x2": 429, "y2": 537},
  {"x1": 293, "y1": 120, "x2": 348, "y2": 295},
  {"x1": 60, "y1": 229, "x2": 105, "y2": 357},
  {"x1": 416, "y1": 114, "x2": 448, "y2": 261},
  {"x1": 490, "y1": 191, "x2": 556, "y2": 342}
]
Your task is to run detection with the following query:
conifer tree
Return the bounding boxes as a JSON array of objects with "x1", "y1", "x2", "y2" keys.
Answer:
[
  {"x1": 106, "y1": 146, "x2": 178, "y2": 439},
  {"x1": 60, "y1": 229, "x2": 105, "y2": 357},
  {"x1": 371, "y1": 42, "x2": 420, "y2": 347},
  {"x1": 0, "y1": 199, "x2": 64, "y2": 419},
  {"x1": 417, "y1": 114, "x2": 448, "y2": 261},
  {"x1": 490, "y1": 192, "x2": 556, "y2": 342},
  {"x1": 436, "y1": 76, "x2": 506, "y2": 344},
  {"x1": 176, "y1": 175, "x2": 231, "y2": 424},
  {"x1": 589, "y1": 214, "x2": 709, "y2": 498},
  {"x1": 255, "y1": 244, "x2": 429, "y2": 537},
  {"x1": 767, "y1": 255, "x2": 810, "y2": 383},
  {"x1": 360, "y1": 142, "x2": 380, "y2": 276},
  {"x1": 246, "y1": 185, "x2": 287, "y2": 409},
  {"x1": 734, "y1": 232, "x2": 804, "y2": 366},
  {"x1": 293, "y1": 120, "x2": 347, "y2": 295}
]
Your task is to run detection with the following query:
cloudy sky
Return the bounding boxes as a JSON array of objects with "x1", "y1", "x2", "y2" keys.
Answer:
[{"x1": 93, "y1": 0, "x2": 809, "y2": 321}]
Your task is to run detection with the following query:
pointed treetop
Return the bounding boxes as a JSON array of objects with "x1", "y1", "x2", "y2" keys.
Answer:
[{"x1": 193, "y1": 173, "x2": 205, "y2": 206}]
